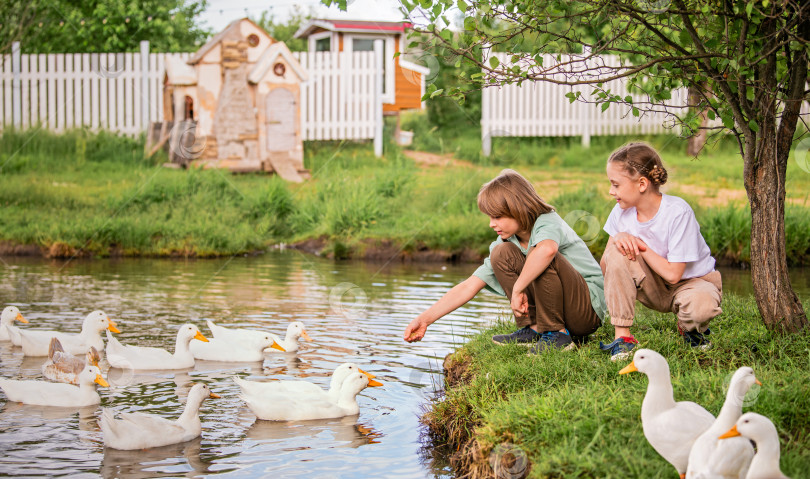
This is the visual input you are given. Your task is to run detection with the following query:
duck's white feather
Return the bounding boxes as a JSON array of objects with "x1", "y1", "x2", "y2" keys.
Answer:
[
  {"x1": 207, "y1": 320, "x2": 311, "y2": 352},
  {"x1": 190, "y1": 332, "x2": 283, "y2": 362},
  {"x1": 0, "y1": 365, "x2": 107, "y2": 407},
  {"x1": 19, "y1": 311, "x2": 119, "y2": 356},
  {"x1": 0, "y1": 306, "x2": 28, "y2": 344},
  {"x1": 105, "y1": 324, "x2": 205, "y2": 370}
]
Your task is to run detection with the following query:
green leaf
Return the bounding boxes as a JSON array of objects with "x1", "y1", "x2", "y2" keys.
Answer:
[
  {"x1": 489, "y1": 56, "x2": 500, "y2": 69},
  {"x1": 624, "y1": 95, "x2": 633, "y2": 103},
  {"x1": 457, "y1": 0, "x2": 468, "y2": 11},
  {"x1": 707, "y1": 110, "x2": 716, "y2": 120},
  {"x1": 601, "y1": 102, "x2": 610, "y2": 112},
  {"x1": 748, "y1": 120, "x2": 759, "y2": 132},
  {"x1": 464, "y1": 16, "x2": 475, "y2": 31},
  {"x1": 745, "y1": 2, "x2": 753, "y2": 18},
  {"x1": 632, "y1": 107, "x2": 639, "y2": 117},
  {"x1": 430, "y1": 88, "x2": 445, "y2": 98}
]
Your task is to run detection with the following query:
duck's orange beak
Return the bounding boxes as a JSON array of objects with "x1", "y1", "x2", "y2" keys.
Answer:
[
  {"x1": 107, "y1": 319, "x2": 121, "y2": 334},
  {"x1": 194, "y1": 331, "x2": 209, "y2": 342},
  {"x1": 358, "y1": 368, "x2": 376, "y2": 380},
  {"x1": 719, "y1": 425, "x2": 741, "y2": 439},
  {"x1": 619, "y1": 361, "x2": 638, "y2": 375},
  {"x1": 209, "y1": 392, "x2": 221, "y2": 399},
  {"x1": 95, "y1": 374, "x2": 110, "y2": 387},
  {"x1": 301, "y1": 330, "x2": 313, "y2": 342},
  {"x1": 755, "y1": 379, "x2": 762, "y2": 386},
  {"x1": 367, "y1": 379, "x2": 383, "y2": 387},
  {"x1": 16, "y1": 313, "x2": 28, "y2": 324},
  {"x1": 269, "y1": 340, "x2": 286, "y2": 352}
]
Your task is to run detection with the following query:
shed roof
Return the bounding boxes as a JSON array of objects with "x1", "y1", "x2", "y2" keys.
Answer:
[
  {"x1": 294, "y1": 19, "x2": 413, "y2": 39},
  {"x1": 187, "y1": 17, "x2": 273, "y2": 65},
  {"x1": 248, "y1": 42, "x2": 309, "y2": 84}
]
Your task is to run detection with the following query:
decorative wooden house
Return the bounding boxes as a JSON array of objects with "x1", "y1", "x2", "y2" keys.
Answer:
[
  {"x1": 294, "y1": 19, "x2": 429, "y2": 115},
  {"x1": 162, "y1": 18, "x2": 309, "y2": 181}
]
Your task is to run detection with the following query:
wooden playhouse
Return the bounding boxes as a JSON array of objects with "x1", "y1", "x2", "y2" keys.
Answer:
[{"x1": 161, "y1": 18, "x2": 309, "y2": 181}]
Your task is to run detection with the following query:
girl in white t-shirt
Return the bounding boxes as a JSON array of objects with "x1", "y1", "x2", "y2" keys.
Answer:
[{"x1": 598, "y1": 142, "x2": 722, "y2": 361}]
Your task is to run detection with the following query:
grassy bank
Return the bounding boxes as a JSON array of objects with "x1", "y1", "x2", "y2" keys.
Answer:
[
  {"x1": 423, "y1": 295, "x2": 810, "y2": 478},
  {"x1": 0, "y1": 127, "x2": 808, "y2": 264}
]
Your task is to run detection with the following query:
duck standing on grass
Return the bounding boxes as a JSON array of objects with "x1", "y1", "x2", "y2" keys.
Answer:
[
  {"x1": 619, "y1": 348, "x2": 715, "y2": 478},
  {"x1": 719, "y1": 413, "x2": 791, "y2": 479},
  {"x1": 239, "y1": 372, "x2": 383, "y2": 421},
  {"x1": 206, "y1": 320, "x2": 312, "y2": 353},
  {"x1": 0, "y1": 306, "x2": 29, "y2": 345},
  {"x1": 687, "y1": 367, "x2": 759, "y2": 479},
  {"x1": 19, "y1": 310, "x2": 121, "y2": 356},
  {"x1": 0, "y1": 364, "x2": 108, "y2": 407},
  {"x1": 105, "y1": 323, "x2": 208, "y2": 370},
  {"x1": 41, "y1": 337, "x2": 101, "y2": 384},
  {"x1": 99, "y1": 383, "x2": 219, "y2": 450}
]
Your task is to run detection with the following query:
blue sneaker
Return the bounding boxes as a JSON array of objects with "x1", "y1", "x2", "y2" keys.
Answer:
[
  {"x1": 599, "y1": 336, "x2": 638, "y2": 361},
  {"x1": 527, "y1": 331, "x2": 574, "y2": 354},
  {"x1": 681, "y1": 327, "x2": 712, "y2": 350},
  {"x1": 492, "y1": 326, "x2": 541, "y2": 346}
]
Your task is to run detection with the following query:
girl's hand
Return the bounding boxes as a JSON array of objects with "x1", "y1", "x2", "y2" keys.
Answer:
[
  {"x1": 613, "y1": 232, "x2": 647, "y2": 260},
  {"x1": 510, "y1": 290, "x2": 529, "y2": 318},
  {"x1": 404, "y1": 317, "x2": 429, "y2": 342}
]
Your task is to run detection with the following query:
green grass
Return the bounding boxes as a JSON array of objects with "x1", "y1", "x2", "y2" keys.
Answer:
[
  {"x1": 0, "y1": 127, "x2": 809, "y2": 263},
  {"x1": 424, "y1": 295, "x2": 810, "y2": 478}
]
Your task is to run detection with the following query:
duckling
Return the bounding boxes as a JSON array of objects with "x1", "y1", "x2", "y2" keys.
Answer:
[
  {"x1": 100, "y1": 383, "x2": 219, "y2": 450},
  {"x1": 41, "y1": 337, "x2": 101, "y2": 385},
  {"x1": 0, "y1": 364, "x2": 108, "y2": 407},
  {"x1": 620, "y1": 349, "x2": 715, "y2": 479},
  {"x1": 19, "y1": 311, "x2": 120, "y2": 356}
]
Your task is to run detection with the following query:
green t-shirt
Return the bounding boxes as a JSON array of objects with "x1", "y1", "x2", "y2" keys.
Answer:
[{"x1": 473, "y1": 212, "x2": 607, "y2": 321}]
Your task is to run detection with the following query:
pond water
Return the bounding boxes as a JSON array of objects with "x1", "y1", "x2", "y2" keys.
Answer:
[{"x1": 0, "y1": 252, "x2": 807, "y2": 478}]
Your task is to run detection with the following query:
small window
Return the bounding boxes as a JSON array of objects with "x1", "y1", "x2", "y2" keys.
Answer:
[
  {"x1": 247, "y1": 34, "x2": 260, "y2": 47},
  {"x1": 315, "y1": 37, "x2": 331, "y2": 52}
]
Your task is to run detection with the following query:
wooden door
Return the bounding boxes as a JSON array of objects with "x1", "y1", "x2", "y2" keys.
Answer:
[{"x1": 265, "y1": 87, "x2": 296, "y2": 151}]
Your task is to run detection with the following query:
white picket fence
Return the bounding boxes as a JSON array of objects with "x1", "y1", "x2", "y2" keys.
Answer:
[{"x1": 0, "y1": 42, "x2": 384, "y2": 144}]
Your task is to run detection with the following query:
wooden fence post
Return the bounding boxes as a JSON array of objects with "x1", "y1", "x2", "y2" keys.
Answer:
[
  {"x1": 140, "y1": 41, "x2": 150, "y2": 132},
  {"x1": 12, "y1": 41, "x2": 21, "y2": 127},
  {"x1": 373, "y1": 39, "x2": 383, "y2": 158}
]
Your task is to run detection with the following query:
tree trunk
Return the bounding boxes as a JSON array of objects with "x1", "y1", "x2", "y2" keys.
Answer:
[
  {"x1": 744, "y1": 127, "x2": 808, "y2": 334},
  {"x1": 686, "y1": 85, "x2": 708, "y2": 157}
]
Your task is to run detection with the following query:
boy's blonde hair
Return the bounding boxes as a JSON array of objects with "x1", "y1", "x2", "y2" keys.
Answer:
[
  {"x1": 607, "y1": 142, "x2": 669, "y2": 189},
  {"x1": 477, "y1": 169, "x2": 554, "y2": 232}
]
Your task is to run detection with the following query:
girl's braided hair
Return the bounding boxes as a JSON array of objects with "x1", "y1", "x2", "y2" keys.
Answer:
[{"x1": 608, "y1": 142, "x2": 668, "y2": 188}]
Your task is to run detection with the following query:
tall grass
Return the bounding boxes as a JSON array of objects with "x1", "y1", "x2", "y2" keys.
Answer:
[
  {"x1": 423, "y1": 295, "x2": 810, "y2": 478},
  {"x1": 1, "y1": 128, "x2": 809, "y2": 263}
]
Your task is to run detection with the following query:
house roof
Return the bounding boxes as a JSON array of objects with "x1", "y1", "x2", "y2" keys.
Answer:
[
  {"x1": 187, "y1": 17, "x2": 273, "y2": 65},
  {"x1": 248, "y1": 42, "x2": 309, "y2": 84},
  {"x1": 165, "y1": 56, "x2": 197, "y2": 85},
  {"x1": 294, "y1": 19, "x2": 413, "y2": 39}
]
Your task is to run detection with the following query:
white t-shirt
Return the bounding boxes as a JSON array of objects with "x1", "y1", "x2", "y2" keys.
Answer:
[{"x1": 603, "y1": 194, "x2": 716, "y2": 279}]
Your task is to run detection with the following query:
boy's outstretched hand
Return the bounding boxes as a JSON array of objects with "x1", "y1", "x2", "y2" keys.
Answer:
[{"x1": 404, "y1": 317, "x2": 428, "y2": 342}]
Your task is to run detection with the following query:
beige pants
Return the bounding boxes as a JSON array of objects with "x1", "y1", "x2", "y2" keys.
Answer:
[{"x1": 602, "y1": 246, "x2": 722, "y2": 333}]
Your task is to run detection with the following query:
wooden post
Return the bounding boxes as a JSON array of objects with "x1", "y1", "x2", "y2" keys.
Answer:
[
  {"x1": 373, "y1": 39, "x2": 383, "y2": 158},
  {"x1": 140, "y1": 41, "x2": 150, "y2": 132},
  {"x1": 12, "y1": 42, "x2": 21, "y2": 127}
]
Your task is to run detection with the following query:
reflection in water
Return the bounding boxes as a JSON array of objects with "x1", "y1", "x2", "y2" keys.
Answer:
[{"x1": 0, "y1": 251, "x2": 504, "y2": 478}]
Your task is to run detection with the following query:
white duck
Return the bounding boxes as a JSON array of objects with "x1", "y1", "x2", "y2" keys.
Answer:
[
  {"x1": 0, "y1": 306, "x2": 28, "y2": 344},
  {"x1": 240, "y1": 372, "x2": 383, "y2": 421},
  {"x1": 0, "y1": 364, "x2": 108, "y2": 407},
  {"x1": 41, "y1": 337, "x2": 101, "y2": 385},
  {"x1": 207, "y1": 320, "x2": 312, "y2": 352},
  {"x1": 19, "y1": 310, "x2": 120, "y2": 356},
  {"x1": 620, "y1": 349, "x2": 715, "y2": 479},
  {"x1": 190, "y1": 331, "x2": 285, "y2": 362},
  {"x1": 687, "y1": 367, "x2": 760, "y2": 479},
  {"x1": 99, "y1": 383, "x2": 219, "y2": 450},
  {"x1": 233, "y1": 362, "x2": 375, "y2": 404},
  {"x1": 105, "y1": 324, "x2": 208, "y2": 370},
  {"x1": 719, "y1": 413, "x2": 791, "y2": 479}
]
